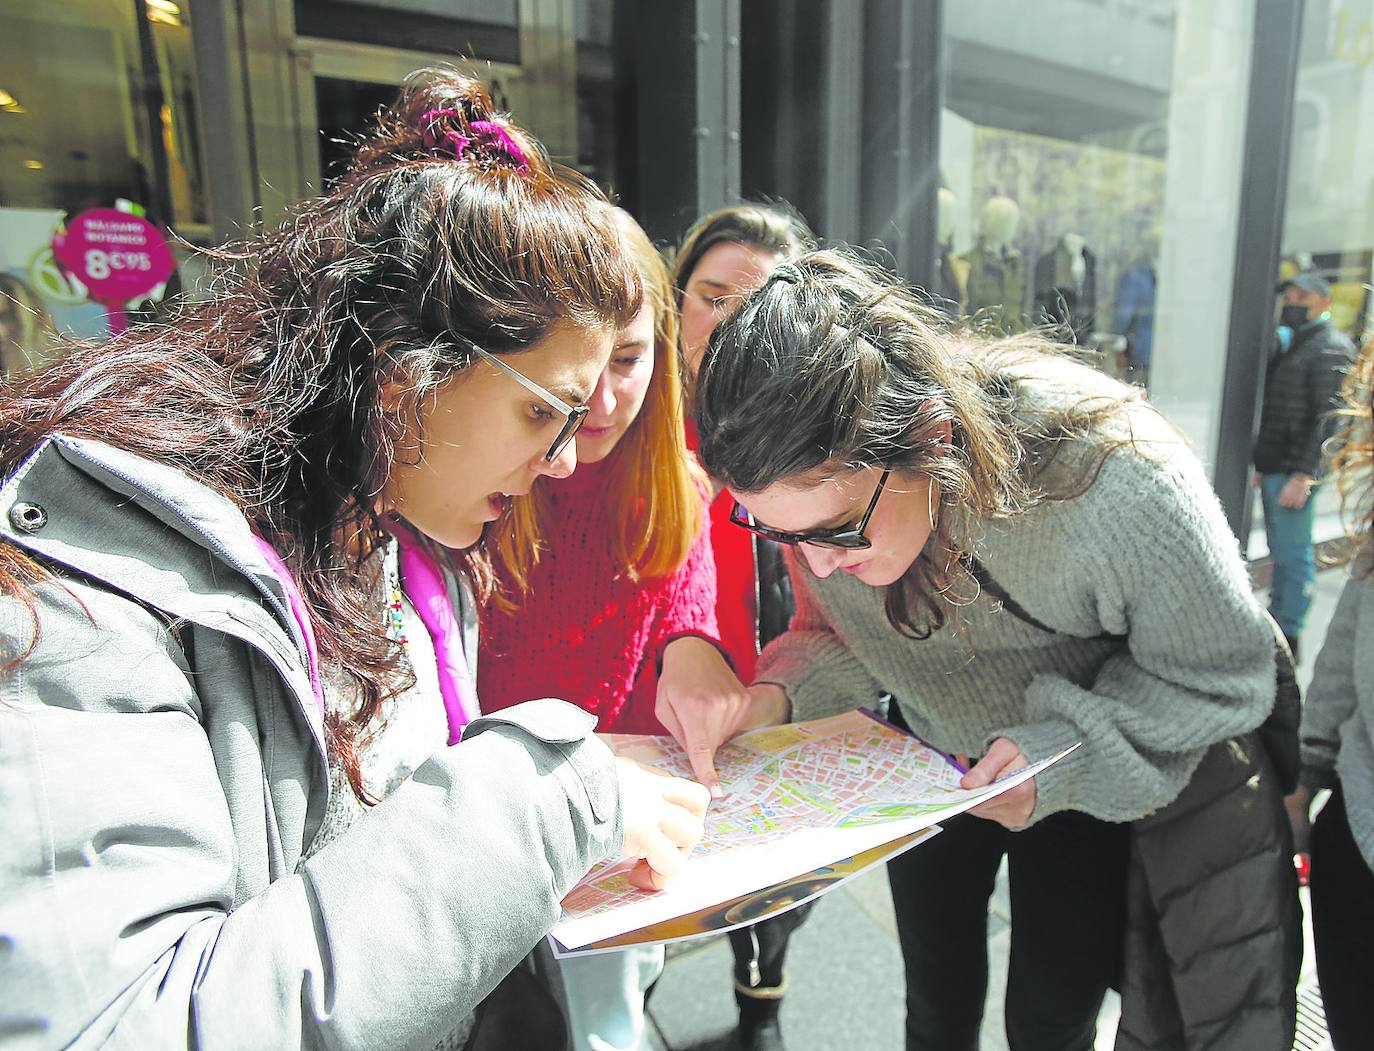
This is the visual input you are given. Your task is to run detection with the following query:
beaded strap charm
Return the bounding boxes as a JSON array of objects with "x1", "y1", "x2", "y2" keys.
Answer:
[{"x1": 387, "y1": 555, "x2": 409, "y2": 650}]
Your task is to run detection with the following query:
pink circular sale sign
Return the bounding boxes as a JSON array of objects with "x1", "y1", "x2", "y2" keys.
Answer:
[{"x1": 51, "y1": 209, "x2": 176, "y2": 334}]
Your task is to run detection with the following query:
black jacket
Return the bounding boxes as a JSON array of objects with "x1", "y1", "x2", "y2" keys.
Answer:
[
  {"x1": 1116, "y1": 730, "x2": 1301, "y2": 1050},
  {"x1": 975, "y1": 565, "x2": 1302, "y2": 1050},
  {"x1": 753, "y1": 535, "x2": 794, "y2": 650},
  {"x1": 1253, "y1": 317, "x2": 1354, "y2": 478}
]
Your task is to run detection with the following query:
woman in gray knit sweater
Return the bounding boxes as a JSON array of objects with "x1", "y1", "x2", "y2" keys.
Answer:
[
  {"x1": 1288, "y1": 336, "x2": 1374, "y2": 1050},
  {"x1": 680, "y1": 249, "x2": 1296, "y2": 1050}
]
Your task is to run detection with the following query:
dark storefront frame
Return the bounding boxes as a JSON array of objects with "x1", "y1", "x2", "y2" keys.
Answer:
[
  {"x1": 1215, "y1": 0, "x2": 1308, "y2": 542},
  {"x1": 622, "y1": 0, "x2": 1309, "y2": 543},
  {"x1": 187, "y1": 0, "x2": 1305, "y2": 533}
]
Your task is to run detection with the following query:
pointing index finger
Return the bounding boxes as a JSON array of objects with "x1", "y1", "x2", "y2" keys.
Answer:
[{"x1": 682, "y1": 734, "x2": 724, "y2": 799}]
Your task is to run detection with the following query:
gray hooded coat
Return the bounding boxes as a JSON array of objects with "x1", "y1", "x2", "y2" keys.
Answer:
[{"x1": 0, "y1": 435, "x2": 622, "y2": 1050}]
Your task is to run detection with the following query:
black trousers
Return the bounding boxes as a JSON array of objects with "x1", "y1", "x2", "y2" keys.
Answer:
[
  {"x1": 726, "y1": 899, "x2": 814, "y2": 990},
  {"x1": 1310, "y1": 784, "x2": 1374, "y2": 1051},
  {"x1": 886, "y1": 807, "x2": 1129, "y2": 1051}
]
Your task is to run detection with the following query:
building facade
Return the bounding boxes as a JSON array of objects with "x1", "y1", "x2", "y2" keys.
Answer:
[{"x1": 1, "y1": 0, "x2": 1369, "y2": 541}]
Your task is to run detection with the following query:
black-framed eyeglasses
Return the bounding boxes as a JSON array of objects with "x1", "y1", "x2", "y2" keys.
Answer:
[
  {"x1": 730, "y1": 469, "x2": 892, "y2": 549},
  {"x1": 470, "y1": 344, "x2": 590, "y2": 462}
]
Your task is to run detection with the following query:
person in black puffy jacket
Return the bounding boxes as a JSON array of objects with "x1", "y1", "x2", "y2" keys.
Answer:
[{"x1": 1252, "y1": 272, "x2": 1354, "y2": 658}]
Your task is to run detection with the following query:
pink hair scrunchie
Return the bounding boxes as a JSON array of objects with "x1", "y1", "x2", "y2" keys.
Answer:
[{"x1": 419, "y1": 108, "x2": 530, "y2": 172}]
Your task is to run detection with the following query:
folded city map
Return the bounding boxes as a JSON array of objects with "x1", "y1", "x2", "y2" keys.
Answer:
[{"x1": 551, "y1": 709, "x2": 1075, "y2": 955}]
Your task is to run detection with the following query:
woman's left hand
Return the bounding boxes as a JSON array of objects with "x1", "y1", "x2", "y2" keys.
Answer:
[
  {"x1": 961, "y1": 737, "x2": 1036, "y2": 828},
  {"x1": 655, "y1": 635, "x2": 751, "y2": 797},
  {"x1": 1283, "y1": 785, "x2": 1313, "y2": 884}
]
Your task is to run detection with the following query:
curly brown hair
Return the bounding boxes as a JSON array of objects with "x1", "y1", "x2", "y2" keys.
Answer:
[
  {"x1": 694, "y1": 247, "x2": 1148, "y2": 638},
  {"x1": 0, "y1": 68, "x2": 641, "y2": 801}
]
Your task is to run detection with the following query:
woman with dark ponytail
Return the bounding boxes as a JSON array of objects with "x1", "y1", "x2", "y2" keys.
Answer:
[
  {"x1": 0, "y1": 69, "x2": 707, "y2": 1049},
  {"x1": 678, "y1": 248, "x2": 1300, "y2": 1050},
  {"x1": 668, "y1": 202, "x2": 815, "y2": 1051}
]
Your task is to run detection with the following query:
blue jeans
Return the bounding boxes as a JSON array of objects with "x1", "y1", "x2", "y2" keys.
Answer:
[
  {"x1": 558, "y1": 943, "x2": 665, "y2": 1051},
  {"x1": 1259, "y1": 472, "x2": 1317, "y2": 638}
]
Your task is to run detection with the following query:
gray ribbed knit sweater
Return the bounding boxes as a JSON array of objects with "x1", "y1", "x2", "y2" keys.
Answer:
[
  {"x1": 757, "y1": 359, "x2": 1277, "y2": 825},
  {"x1": 1301, "y1": 572, "x2": 1374, "y2": 869}
]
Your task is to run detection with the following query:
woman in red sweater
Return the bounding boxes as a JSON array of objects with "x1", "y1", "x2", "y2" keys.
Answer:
[
  {"x1": 479, "y1": 207, "x2": 745, "y2": 1051},
  {"x1": 480, "y1": 210, "x2": 740, "y2": 736},
  {"x1": 675, "y1": 204, "x2": 813, "y2": 688}
]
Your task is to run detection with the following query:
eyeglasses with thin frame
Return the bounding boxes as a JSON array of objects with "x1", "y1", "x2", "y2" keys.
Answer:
[
  {"x1": 469, "y1": 344, "x2": 590, "y2": 462},
  {"x1": 730, "y1": 468, "x2": 892, "y2": 549}
]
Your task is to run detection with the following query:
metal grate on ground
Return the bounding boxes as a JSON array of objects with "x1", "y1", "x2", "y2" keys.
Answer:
[{"x1": 1293, "y1": 976, "x2": 1333, "y2": 1051}]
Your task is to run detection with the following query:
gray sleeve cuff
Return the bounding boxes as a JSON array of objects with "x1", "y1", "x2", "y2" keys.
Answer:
[
  {"x1": 1298, "y1": 752, "x2": 1339, "y2": 793},
  {"x1": 755, "y1": 633, "x2": 883, "y2": 723},
  {"x1": 464, "y1": 698, "x2": 622, "y2": 852},
  {"x1": 982, "y1": 716, "x2": 1084, "y2": 823}
]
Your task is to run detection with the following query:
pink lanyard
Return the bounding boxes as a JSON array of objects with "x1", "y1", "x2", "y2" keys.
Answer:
[
  {"x1": 386, "y1": 523, "x2": 480, "y2": 744},
  {"x1": 252, "y1": 532, "x2": 478, "y2": 744},
  {"x1": 250, "y1": 536, "x2": 326, "y2": 721}
]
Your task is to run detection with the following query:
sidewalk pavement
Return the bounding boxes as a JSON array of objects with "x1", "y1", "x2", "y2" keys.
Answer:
[{"x1": 643, "y1": 568, "x2": 1347, "y2": 1051}]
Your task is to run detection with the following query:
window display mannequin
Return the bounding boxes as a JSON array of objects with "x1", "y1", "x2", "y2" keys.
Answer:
[
  {"x1": 1113, "y1": 240, "x2": 1158, "y2": 385},
  {"x1": 1034, "y1": 232, "x2": 1098, "y2": 346},
  {"x1": 934, "y1": 187, "x2": 965, "y2": 318},
  {"x1": 960, "y1": 195, "x2": 1025, "y2": 332}
]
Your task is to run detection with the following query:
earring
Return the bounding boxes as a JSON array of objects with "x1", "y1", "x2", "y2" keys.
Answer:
[{"x1": 927, "y1": 478, "x2": 940, "y2": 531}]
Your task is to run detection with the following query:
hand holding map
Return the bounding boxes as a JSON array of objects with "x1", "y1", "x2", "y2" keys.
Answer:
[
  {"x1": 553, "y1": 710, "x2": 1076, "y2": 954},
  {"x1": 961, "y1": 736, "x2": 1037, "y2": 827},
  {"x1": 612, "y1": 756, "x2": 712, "y2": 890}
]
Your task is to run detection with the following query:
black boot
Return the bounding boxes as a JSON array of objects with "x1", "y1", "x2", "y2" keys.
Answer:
[
  {"x1": 730, "y1": 925, "x2": 790, "y2": 1051},
  {"x1": 734, "y1": 977, "x2": 787, "y2": 1051},
  {"x1": 727, "y1": 909, "x2": 813, "y2": 1051}
]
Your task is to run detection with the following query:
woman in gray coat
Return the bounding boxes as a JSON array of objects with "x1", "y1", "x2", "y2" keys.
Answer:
[
  {"x1": 0, "y1": 70, "x2": 707, "y2": 1050},
  {"x1": 1288, "y1": 335, "x2": 1374, "y2": 1050}
]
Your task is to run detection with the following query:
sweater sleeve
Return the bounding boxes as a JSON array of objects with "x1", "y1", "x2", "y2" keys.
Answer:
[
  {"x1": 988, "y1": 446, "x2": 1276, "y2": 824},
  {"x1": 1298, "y1": 343, "x2": 1351, "y2": 478},
  {"x1": 1299, "y1": 574, "x2": 1364, "y2": 790},
  {"x1": 754, "y1": 549, "x2": 887, "y2": 720}
]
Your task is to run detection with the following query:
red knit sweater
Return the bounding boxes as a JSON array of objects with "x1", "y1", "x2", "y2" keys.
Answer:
[
  {"x1": 685, "y1": 419, "x2": 759, "y2": 683},
  {"x1": 477, "y1": 456, "x2": 721, "y2": 734}
]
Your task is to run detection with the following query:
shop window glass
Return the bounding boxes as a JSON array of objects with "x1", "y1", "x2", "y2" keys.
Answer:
[
  {"x1": 1261, "y1": 0, "x2": 1374, "y2": 557},
  {"x1": 293, "y1": 0, "x2": 519, "y2": 62},
  {"x1": 295, "y1": 0, "x2": 616, "y2": 196},
  {"x1": 940, "y1": 0, "x2": 1255, "y2": 466},
  {"x1": 0, "y1": 0, "x2": 207, "y2": 369}
]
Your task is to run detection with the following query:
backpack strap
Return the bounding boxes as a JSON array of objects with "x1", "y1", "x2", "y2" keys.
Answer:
[
  {"x1": 970, "y1": 558, "x2": 1125, "y2": 643},
  {"x1": 971, "y1": 558, "x2": 1300, "y2": 794}
]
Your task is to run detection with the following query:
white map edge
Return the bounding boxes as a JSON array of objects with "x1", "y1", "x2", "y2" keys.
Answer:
[
  {"x1": 550, "y1": 741, "x2": 1081, "y2": 950},
  {"x1": 549, "y1": 825, "x2": 944, "y2": 959}
]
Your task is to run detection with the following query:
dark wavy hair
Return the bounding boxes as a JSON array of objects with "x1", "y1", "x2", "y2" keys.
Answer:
[
  {"x1": 694, "y1": 248, "x2": 1144, "y2": 638},
  {"x1": 0, "y1": 68, "x2": 641, "y2": 801}
]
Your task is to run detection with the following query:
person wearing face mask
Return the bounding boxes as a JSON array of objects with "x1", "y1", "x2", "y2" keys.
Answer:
[
  {"x1": 1283, "y1": 334, "x2": 1374, "y2": 1050},
  {"x1": 1253, "y1": 272, "x2": 1356, "y2": 660}
]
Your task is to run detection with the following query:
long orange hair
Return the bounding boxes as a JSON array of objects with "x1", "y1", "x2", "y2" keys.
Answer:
[{"x1": 492, "y1": 208, "x2": 704, "y2": 599}]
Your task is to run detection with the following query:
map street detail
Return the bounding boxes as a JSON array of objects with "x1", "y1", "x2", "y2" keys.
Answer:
[{"x1": 552, "y1": 710, "x2": 1075, "y2": 953}]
